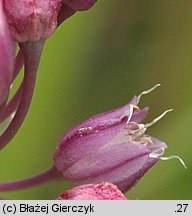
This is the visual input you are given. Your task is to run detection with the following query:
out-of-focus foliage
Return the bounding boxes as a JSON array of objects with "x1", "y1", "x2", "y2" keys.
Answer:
[{"x1": 1, "y1": 0, "x2": 192, "y2": 199}]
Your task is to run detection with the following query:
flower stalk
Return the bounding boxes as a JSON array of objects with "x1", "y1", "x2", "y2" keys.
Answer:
[
  {"x1": 0, "y1": 167, "x2": 61, "y2": 192},
  {"x1": 0, "y1": 41, "x2": 44, "y2": 150}
]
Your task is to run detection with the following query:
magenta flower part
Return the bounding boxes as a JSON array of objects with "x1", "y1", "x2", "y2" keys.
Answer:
[
  {"x1": 0, "y1": 0, "x2": 98, "y2": 151},
  {"x1": 58, "y1": 182, "x2": 128, "y2": 200},
  {"x1": 0, "y1": 1, "x2": 15, "y2": 109},
  {"x1": 0, "y1": 0, "x2": 184, "y2": 201},
  {"x1": 0, "y1": 85, "x2": 185, "y2": 194},
  {"x1": 3, "y1": 0, "x2": 62, "y2": 42},
  {"x1": 54, "y1": 85, "x2": 173, "y2": 192},
  {"x1": 62, "y1": 0, "x2": 97, "y2": 11}
]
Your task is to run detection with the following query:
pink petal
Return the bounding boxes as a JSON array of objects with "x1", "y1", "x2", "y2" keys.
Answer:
[
  {"x1": 59, "y1": 96, "x2": 138, "y2": 143},
  {"x1": 63, "y1": 142, "x2": 150, "y2": 181},
  {"x1": 116, "y1": 158, "x2": 159, "y2": 192},
  {"x1": 54, "y1": 118, "x2": 127, "y2": 172},
  {"x1": 130, "y1": 107, "x2": 149, "y2": 123}
]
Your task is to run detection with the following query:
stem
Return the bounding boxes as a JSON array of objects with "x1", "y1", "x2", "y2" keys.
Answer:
[
  {"x1": 0, "y1": 49, "x2": 24, "y2": 124},
  {"x1": 0, "y1": 40, "x2": 44, "y2": 150},
  {"x1": 0, "y1": 166, "x2": 62, "y2": 192},
  {"x1": 12, "y1": 49, "x2": 24, "y2": 81},
  {"x1": 0, "y1": 82, "x2": 23, "y2": 124}
]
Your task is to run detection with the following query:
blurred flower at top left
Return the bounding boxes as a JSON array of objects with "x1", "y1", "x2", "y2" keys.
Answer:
[
  {"x1": 0, "y1": 1, "x2": 15, "y2": 111},
  {"x1": 0, "y1": 0, "x2": 97, "y2": 151}
]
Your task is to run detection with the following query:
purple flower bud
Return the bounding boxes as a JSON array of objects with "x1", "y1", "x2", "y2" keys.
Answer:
[
  {"x1": 3, "y1": 0, "x2": 62, "y2": 42},
  {"x1": 54, "y1": 85, "x2": 182, "y2": 192},
  {"x1": 0, "y1": 1, "x2": 15, "y2": 109},
  {"x1": 58, "y1": 182, "x2": 128, "y2": 200},
  {"x1": 62, "y1": 0, "x2": 97, "y2": 11},
  {"x1": 57, "y1": 0, "x2": 97, "y2": 25}
]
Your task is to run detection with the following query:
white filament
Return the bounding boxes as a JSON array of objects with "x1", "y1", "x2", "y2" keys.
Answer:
[
  {"x1": 150, "y1": 152, "x2": 187, "y2": 169},
  {"x1": 160, "y1": 155, "x2": 187, "y2": 169},
  {"x1": 145, "y1": 109, "x2": 173, "y2": 128},
  {"x1": 137, "y1": 83, "x2": 161, "y2": 103},
  {"x1": 126, "y1": 104, "x2": 134, "y2": 123}
]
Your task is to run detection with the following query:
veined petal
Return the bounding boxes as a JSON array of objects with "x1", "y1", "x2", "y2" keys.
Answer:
[
  {"x1": 63, "y1": 142, "x2": 150, "y2": 181},
  {"x1": 54, "y1": 118, "x2": 127, "y2": 172},
  {"x1": 60, "y1": 96, "x2": 138, "y2": 143},
  {"x1": 75, "y1": 155, "x2": 151, "y2": 191},
  {"x1": 0, "y1": 1, "x2": 15, "y2": 109},
  {"x1": 116, "y1": 158, "x2": 159, "y2": 192},
  {"x1": 130, "y1": 107, "x2": 149, "y2": 123}
]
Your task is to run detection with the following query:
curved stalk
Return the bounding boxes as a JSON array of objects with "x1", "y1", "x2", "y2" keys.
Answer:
[
  {"x1": 0, "y1": 40, "x2": 44, "y2": 150},
  {"x1": 0, "y1": 50, "x2": 24, "y2": 124},
  {"x1": 0, "y1": 82, "x2": 23, "y2": 124},
  {"x1": 12, "y1": 49, "x2": 24, "y2": 81},
  {"x1": 0, "y1": 166, "x2": 62, "y2": 192}
]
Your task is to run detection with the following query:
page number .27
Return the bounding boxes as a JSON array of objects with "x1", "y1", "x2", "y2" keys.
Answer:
[{"x1": 175, "y1": 204, "x2": 188, "y2": 213}]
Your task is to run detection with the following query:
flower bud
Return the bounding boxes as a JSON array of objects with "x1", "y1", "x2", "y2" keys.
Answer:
[
  {"x1": 3, "y1": 0, "x2": 62, "y2": 42},
  {"x1": 0, "y1": 1, "x2": 15, "y2": 109},
  {"x1": 58, "y1": 182, "x2": 127, "y2": 200},
  {"x1": 54, "y1": 85, "x2": 176, "y2": 192},
  {"x1": 62, "y1": 0, "x2": 97, "y2": 11}
]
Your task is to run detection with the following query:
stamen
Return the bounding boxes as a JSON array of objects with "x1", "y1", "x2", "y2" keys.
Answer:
[
  {"x1": 137, "y1": 84, "x2": 161, "y2": 103},
  {"x1": 160, "y1": 155, "x2": 187, "y2": 169},
  {"x1": 126, "y1": 104, "x2": 134, "y2": 123},
  {"x1": 145, "y1": 109, "x2": 173, "y2": 128}
]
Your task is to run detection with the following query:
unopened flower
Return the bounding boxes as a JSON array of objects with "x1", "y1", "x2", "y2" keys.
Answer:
[
  {"x1": 4, "y1": 0, "x2": 97, "y2": 42},
  {"x1": 57, "y1": 0, "x2": 97, "y2": 26},
  {"x1": 54, "y1": 85, "x2": 186, "y2": 192},
  {"x1": 4, "y1": 0, "x2": 62, "y2": 42},
  {"x1": 62, "y1": 0, "x2": 97, "y2": 11},
  {"x1": 58, "y1": 182, "x2": 127, "y2": 200}
]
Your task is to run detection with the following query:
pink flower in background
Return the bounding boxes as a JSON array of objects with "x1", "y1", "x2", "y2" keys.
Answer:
[
  {"x1": 4, "y1": 0, "x2": 62, "y2": 42},
  {"x1": 0, "y1": 1, "x2": 15, "y2": 110},
  {"x1": 58, "y1": 182, "x2": 127, "y2": 200},
  {"x1": 4, "y1": 0, "x2": 97, "y2": 42}
]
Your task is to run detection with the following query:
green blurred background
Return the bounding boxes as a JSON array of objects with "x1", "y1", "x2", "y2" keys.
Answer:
[{"x1": 1, "y1": 0, "x2": 192, "y2": 199}]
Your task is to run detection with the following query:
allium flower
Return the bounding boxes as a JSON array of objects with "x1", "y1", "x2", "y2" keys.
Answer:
[
  {"x1": 53, "y1": 85, "x2": 186, "y2": 192},
  {"x1": 0, "y1": 85, "x2": 185, "y2": 193},
  {"x1": 0, "y1": 0, "x2": 97, "y2": 150},
  {"x1": 58, "y1": 182, "x2": 128, "y2": 200}
]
